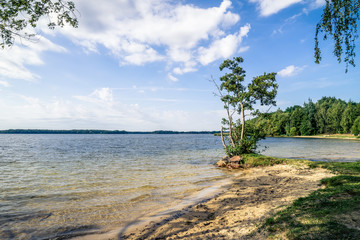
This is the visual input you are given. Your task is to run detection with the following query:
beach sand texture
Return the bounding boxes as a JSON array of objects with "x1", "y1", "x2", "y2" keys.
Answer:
[{"x1": 102, "y1": 164, "x2": 333, "y2": 239}]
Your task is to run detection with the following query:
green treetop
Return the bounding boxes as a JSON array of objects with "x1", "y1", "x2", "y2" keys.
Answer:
[{"x1": 215, "y1": 57, "x2": 278, "y2": 156}]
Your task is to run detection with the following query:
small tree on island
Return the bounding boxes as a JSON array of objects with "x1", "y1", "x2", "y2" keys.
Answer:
[{"x1": 214, "y1": 57, "x2": 278, "y2": 157}]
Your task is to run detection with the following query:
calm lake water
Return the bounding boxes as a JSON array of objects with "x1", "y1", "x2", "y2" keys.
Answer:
[
  {"x1": 259, "y1": 137, "x2": 360, "y2": 162},
  {"x1": 0, "y1": 134, "x2": 359, "y2": 239}
]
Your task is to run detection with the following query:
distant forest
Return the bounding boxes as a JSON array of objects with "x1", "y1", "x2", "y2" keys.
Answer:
[
  {"x1": 251, "y1": 96, "x2": 360, "y2": 136},
  {"x1": 0, "y1": 129, "x2": 220, "y2": 134}
]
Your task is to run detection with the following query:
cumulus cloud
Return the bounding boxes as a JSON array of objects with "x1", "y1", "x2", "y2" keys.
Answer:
[
  {"x1": 198, "y1": 23, "x2": 250, "y2": 65},
  {"x1": 55, "y1": 0, "x2": 248, "y2": 74},
  {"x1": 249, "y1": 0, "x2": 302, "y2": 16},
  {"x1": 0, "y1": 0, "x2": 250, "y2": 81},
  {"x1": 277, "y1": 65, "x2": 306, "y2": 77}
]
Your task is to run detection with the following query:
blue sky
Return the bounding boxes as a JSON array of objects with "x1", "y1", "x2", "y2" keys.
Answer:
[{"x1": 0, "y1": 0, "x2": 359, "y2": 131}]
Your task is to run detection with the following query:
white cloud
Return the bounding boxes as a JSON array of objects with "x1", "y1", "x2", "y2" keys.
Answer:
[
  {"x1": 278, "y1": 65, "x2": 306, "y2": 77},
  {"x1": 0, "y1": 36, "x2": 66, "y2": 81},
  {"x1": 172, "y1": 61, "x2": 197, "y2": 75},
  {"x1": 311, "y1": 0, "x2": 326, "y2": 8},
  {"x1": 238, "y1": 46, "x2": 250, "y2": 53},
  {"x1": 0, "y1": 89, "x2": 224, "y2": 131},
  {"x1": 91, "y1": 88, "x2": 114, "y2": 102},
  {"x1": 74, "y1": 88, "x2": 114, "y2": 103},
  {"x1": 0, "y1": 80, "x2": 10, "y2": 87},
  {"x1": 0, "y1": 0, "x2": 250, "y2": 82},
  {"x1": 168, "y1": 73, "x2": 178, "y2": 82},
  {"x1": 55, "y1": 0, "x2": 247, "y2": 73},
  {"x1": 198, "y1": 24, "x2": 251, "y2": 65},
  {"x1": 250, "y1": 0, "x2": 302, "y2": 16}
]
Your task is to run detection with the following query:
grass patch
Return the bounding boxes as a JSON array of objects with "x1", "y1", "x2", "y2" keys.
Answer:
[
  {"x1": 242, "y1": 154, "x2": 309, "y2": 168},
  {"x1": 309, "y1": 161, "x2": 360, "y2": 175},
  {"x1": 260, "y1": 160, "x2": 360, "y2": 239}
]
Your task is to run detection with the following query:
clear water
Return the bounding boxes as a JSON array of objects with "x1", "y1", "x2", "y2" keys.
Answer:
[
  {"x1": 259, "y1": 137, "x2": 360, "y2": 162},
  {"x1": 0, "y1": 134, "x2": 226, "y2": 240},
  {"x1": 1, "y1": 135, "x2": 359, "y2": 239}
]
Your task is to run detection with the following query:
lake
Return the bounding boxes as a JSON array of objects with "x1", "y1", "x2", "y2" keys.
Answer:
[
  {"x1": 0, "y1": 134, "x2": 359, "y2": 239},
  {"x1": 259, "y1": 137, "x2": 360, "y2": 162}
]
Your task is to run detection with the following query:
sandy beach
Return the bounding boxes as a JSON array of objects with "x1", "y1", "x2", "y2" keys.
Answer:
[{"x1": 75, "y1": 163, "x2": 333, "y2": 240}]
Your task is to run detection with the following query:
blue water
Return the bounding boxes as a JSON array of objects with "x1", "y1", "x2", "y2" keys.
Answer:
[
  {"x1": 1, "y1": 134, "x2": 359, "y2": 239},
  {"x1": 259, "y1": 137, "x2": 360, "y2": 162},
  {"x1": 0, "y1": 134, "x2": 226, "y2": 240}
]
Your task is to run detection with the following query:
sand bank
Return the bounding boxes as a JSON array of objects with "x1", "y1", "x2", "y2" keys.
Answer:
[{"x1": 75, "y1": 164, "x2": 333, "y2": 240}]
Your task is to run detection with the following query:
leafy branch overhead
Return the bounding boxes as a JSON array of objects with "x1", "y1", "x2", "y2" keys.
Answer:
[
  {"x1": 315, "y1": 0, "x2": 360, "y2": 72},
  {"x1": 0, "y1": 0, "x2": 78, "y2": 48}
]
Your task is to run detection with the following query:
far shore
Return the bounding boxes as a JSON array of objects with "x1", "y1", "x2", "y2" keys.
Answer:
[
  {"x1": 73, "y1": 160, "x2": 334, "y2": 240},
  {"x1": 274, "y1": 133, "x2": 360, "y2": 141},
  {"x1": 215, "y1": 133, "x2": 360, "y2": 141}
]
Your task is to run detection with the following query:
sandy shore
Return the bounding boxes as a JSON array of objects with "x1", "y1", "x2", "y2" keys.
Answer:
[
  {"x1": 285, "y1": 134, "x2": 360, "y2": 141},
  {"x1": 75, "y1": 164, "x2": 334, "y2": 240}
]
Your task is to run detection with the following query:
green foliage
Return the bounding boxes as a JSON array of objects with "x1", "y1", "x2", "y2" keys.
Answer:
[
  {"x1": 341, "y1": 102, "x2": 357, "y2": 133},
  {"x1": 225, "y1": 121, "x2": 267, "y2": 156},
  {"x1": 225, "y1": 139, "x2": 255, "y2": 157},
  {"x1": 315, "y1": 0, "x2": 360, "y2": 72},
  {"x1": 215, "y1": 57, "x2": 278, "y2": 156},
  {"x1": 314, "y1": 161, "x2": 360, "y2": 175},
  {"x1": 352, "y1": 116, "x2": 360, "y2": 136},
  {"x1": 289, "y1": 127, "x2": 298, "y2": 136},
  {"x1": 260, "y1": 97, "x2": 360, "y2": 136},
  {"x1": 0, "y1": 0, "x2": 78, "y2": 48},
  {"x1": 327, "y1": 100, "x2": 346, "y2": 133}
]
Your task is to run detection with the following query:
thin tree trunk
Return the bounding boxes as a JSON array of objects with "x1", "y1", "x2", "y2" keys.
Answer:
[
  {"x1": 220, "y1": 126, "x2": 227, "y2": 149},
  {"x1": 240, "y1": 102, "x2": 245, "y2": 140},
  {"x1": 226, "y1": 108, "x2": 235, "y2": 146}
]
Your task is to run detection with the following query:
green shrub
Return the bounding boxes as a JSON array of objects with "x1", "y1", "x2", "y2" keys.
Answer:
[
  {"x1": 225, "y1": 138, "x2": 258, "y2": 157},
  {"x1": 290, "y1": 127, "x2": 298, "y2": 136},
  {"x1": 351, "y1": 116, "x2": 360, "y2": 136}
]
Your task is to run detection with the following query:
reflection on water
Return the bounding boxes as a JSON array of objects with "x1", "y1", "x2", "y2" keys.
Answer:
[
  {"x1": 259, "y1": 137, "x2": 360, "y2": 162},
  {"x1": 1, "y1": 135, "x2": 359, "y2": 239}
]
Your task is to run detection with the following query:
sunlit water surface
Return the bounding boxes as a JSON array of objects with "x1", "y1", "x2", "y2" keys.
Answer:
[
  {"x1": 0, "y1": 134, "x2": 226, "y2": 239},
  {"x1": 1, "y1": 135, "x2": 359, "y2": 239},
  {"x1": 259, "y1": 137, "x2": 360, "y2": 162}
]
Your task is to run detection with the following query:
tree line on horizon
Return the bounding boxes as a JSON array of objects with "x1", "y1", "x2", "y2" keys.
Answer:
[
  {"x1": 250, "y1": 96, "x2": 360, "y2": 137},
  {"x1": 0, "y1": 129, "x2": 220, "y2": 134}
]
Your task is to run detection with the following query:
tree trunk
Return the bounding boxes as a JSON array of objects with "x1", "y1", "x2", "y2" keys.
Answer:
[
  {"x1": 240, "y1": 102, "x2": 245, "y2": 140},
  {"x1": 226, "y1": 108, "x2": 235, "y2": 146},
  {"x1": 220, "y1": 126, "x2": 227, "y2": 149}
]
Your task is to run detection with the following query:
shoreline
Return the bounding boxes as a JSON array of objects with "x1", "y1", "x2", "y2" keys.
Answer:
[
  {"x1": 74, "y1": 163, "x2": 334, "y2": 240},
  {"x1": 275, "y1": 134, "x2": 360, "y2": 141},
  {"x1": 72, "y1": 176, "x2": 235, "y2": 240}
]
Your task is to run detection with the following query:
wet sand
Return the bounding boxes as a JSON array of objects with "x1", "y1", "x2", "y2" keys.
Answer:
[{"x1": 75, "y1": 164, "x2": 334, "y2": 240}]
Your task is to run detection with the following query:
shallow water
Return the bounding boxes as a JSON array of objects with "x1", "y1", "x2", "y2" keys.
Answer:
[
  {"x1": 1, "y1": 135, "x2": 359, "y2": 239},
  {"x1": 0, "y1": 134, "x2": 227, "y2": 239},
  {"x1": 259, "y1": 137, "x2": 360, "y2": 162}
]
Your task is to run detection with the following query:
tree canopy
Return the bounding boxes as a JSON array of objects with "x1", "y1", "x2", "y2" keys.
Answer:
[
  {"x1": 250, "y1": 97, "x2": 360, "y2": 136},
  {"x1": 315, "y1": 0, "x2": 360, "y2": 72},
  {"x1": 215, "y1": 57, "x2": 278, "y2": 156},
  {"x1": 0, "y1": 0, "x2": 78, "y2": 48}
]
